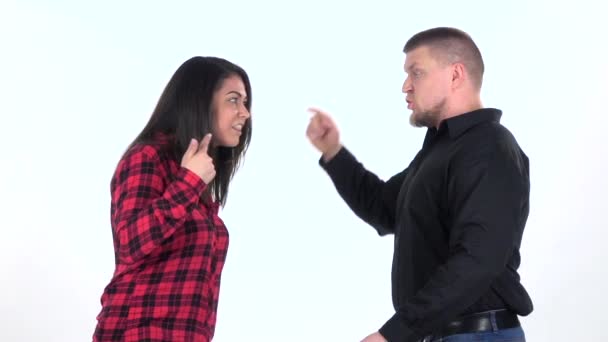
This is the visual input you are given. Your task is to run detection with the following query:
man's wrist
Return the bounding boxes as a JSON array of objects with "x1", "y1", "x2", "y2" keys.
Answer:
[{"x1": 322, "y1": 144, "x2": 343, "y2": 162}]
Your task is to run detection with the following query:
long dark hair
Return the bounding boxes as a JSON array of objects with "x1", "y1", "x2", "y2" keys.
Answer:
[{"x1": 125, "y1": 56, "x2": 252, "y2": 207}]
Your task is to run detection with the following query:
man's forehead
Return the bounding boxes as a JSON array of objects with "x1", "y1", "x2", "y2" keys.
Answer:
[{"x1": 404, "y1": 46, "x2": 432, "y2": 69}]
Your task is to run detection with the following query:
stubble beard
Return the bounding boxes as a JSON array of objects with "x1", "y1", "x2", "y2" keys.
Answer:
[{"x1": 409, "y1": 99, "x2": 446, "y2": 128}]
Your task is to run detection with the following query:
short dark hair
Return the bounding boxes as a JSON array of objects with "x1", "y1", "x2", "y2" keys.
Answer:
[
  {"x1": 404, "y1": 27, "x2": 484, "y2": 89},
  {"x1": 125, "y1": 56, "x2": 252, "y2": 207}
]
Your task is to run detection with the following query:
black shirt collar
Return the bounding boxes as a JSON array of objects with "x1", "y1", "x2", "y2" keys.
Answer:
[{"x1": 427, "y1": 108, "x2": 502, "y2": 141}]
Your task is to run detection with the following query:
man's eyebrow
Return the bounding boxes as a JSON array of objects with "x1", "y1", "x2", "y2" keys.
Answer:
[{"x1": 405, "y1": 62, "x2": 418, "y2": 72}]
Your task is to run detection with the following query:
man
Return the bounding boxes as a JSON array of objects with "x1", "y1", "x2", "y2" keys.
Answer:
[{"x1": 306, "y1": 27, "x2": 532, "y2": 342}]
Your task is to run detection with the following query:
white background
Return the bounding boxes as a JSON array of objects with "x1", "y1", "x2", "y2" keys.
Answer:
[{"x1": 1, "y1": 0, "x2": 606, "y2": 341}]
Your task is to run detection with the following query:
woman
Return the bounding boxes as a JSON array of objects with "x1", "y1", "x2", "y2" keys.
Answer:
[{"x1": 94, "y1": 56, "x2": 252, "y2": 341}]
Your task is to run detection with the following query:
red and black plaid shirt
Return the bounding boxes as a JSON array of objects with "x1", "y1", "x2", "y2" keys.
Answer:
[{"x1": 94, "y1": 136, "x2": 229, "y2": 341}]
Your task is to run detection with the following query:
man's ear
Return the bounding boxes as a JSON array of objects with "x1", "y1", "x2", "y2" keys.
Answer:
[{"x1": 451, "y1": 62, "x2": 466, "y2": 89}]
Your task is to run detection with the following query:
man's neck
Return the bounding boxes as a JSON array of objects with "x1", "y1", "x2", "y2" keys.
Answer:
[{"x1": 435, "y1": 97, "x2": 483, "y2": 128}]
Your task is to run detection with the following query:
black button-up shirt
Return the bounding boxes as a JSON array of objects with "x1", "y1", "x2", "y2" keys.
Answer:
[{"x1": 320, "y1": 108, "x2": 533, "y2": 341}]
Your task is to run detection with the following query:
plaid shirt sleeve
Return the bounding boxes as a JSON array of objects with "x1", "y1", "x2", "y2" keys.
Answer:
[{"x1": 111, "y1": 145, "x2": 207, "y2": 265}]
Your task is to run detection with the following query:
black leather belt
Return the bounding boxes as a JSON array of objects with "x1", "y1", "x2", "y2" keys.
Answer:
[{"x1": 420, "y1": 309, "x2": 520, "y2": 341}]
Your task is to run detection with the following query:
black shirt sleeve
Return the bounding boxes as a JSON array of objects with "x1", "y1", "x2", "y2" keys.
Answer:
[{"x1": 319, "y1": 147, "x2": 408, "y2": 235}]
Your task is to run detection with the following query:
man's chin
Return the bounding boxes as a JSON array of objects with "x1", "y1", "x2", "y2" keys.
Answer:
[
  {"x1": 409, "y1": 112, "x2": 425, "y2": 128},
  {"x1": 409, "y1": 110, "x2": 439, "y2": 128}
]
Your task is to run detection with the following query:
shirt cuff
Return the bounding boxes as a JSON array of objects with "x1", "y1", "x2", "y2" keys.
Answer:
[
  {"x1": 379, "y1": 312, "x2": 417, "y2": 342},
  {"x1": 176, "y1": 167, "x2": 208, "y2": 199},
  {"x1": 318, "y1": 146, "x2": 350, "y2": 170}
]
